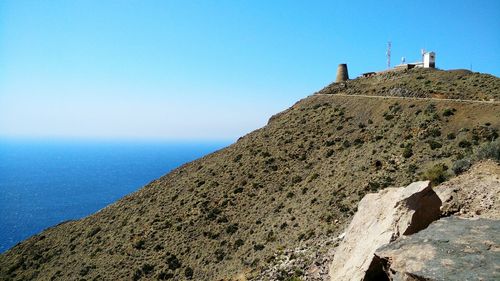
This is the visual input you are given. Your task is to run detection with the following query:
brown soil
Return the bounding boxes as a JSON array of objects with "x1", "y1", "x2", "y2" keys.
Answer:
[{"x1": 1, "y1": 70, "x2": 499, "y2": 281}]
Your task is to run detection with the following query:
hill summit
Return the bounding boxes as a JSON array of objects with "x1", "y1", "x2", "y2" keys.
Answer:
[{"x1": 1, "y1": 68, "x2": 499, "y2": 280}]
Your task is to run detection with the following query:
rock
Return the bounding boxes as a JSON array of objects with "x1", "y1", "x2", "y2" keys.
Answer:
[
  {"x1": 434, "y1": 160, "x2": 500, "y2": 219},
  {"x1": 375, "y1": 217, "x2": 500, "y2": 281},
  {"x1": 256, "y1": 234, "x2": 340, "y2": 281},
  {"x1": 329, "y1": 181, "x2": 441, "y2": 281}
]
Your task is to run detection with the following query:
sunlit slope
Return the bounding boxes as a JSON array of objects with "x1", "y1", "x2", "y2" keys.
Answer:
[{"x1": 1, "y1": 69, "x2": 499, "y2": 280}]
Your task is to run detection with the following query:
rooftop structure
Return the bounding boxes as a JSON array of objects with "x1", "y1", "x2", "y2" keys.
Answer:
[{"x1": 359, "y1": 50, "x2": 437, "y2": 78}]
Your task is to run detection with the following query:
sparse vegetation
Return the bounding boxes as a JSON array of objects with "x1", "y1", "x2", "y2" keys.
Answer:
[
  {"x1": 453, "y1": 139, "x2": 500, "y2": 174},
  {"x1": 475, "y1": 139, "x2": 500, "y2": 161},
  {"x1": 443, "y1": 108, "x2": 455, "y2": 117},
  {"x1": 402, "y1": 147, "x2": 413, "y2": 158},
  {"x1": 452, "y1": 158, "x2": 472, "y2": 175},
  {"x1": 458, "y1": 140, "x2": 472, "y2": 148},
  {"x1": 2, "y1": 69, "x2": 499, "y2": 281},
  {"x1": 422, "y1": 163, "x2": 449, "y2": 185}
]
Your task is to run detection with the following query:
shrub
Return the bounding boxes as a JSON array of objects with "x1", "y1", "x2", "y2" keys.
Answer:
[
  {"x1": 132, "y1": 269, "x2": 142, "y2": 281},
  {"x1": 452, "y1": 158, "x2": 472, "y2": 175},
  {"x1": 291, "y1": 175, "x2": 302, "y2": 184},
  {"x1": 408, "y1": 164, "x2": 417, "y2": 173},
  {"x1": 325, "y1": 140, "x2": 335, "y2": 146},
  {"x1": 79, "y1": 266, "x2": 91, "y2": 276},
  {"x1": 383, "y1": 113, "x2": 394, "y2": 121},
  {"x1": 443, "y1": 108, "x2": 455, "y2": 117},
  {"x1": 261, "y1": 151, "x2": 271, "y2": 157},
  {"x1": 367, "y1": 181, "x2": 380, "y2": 191},
  {"x1": 402, "y1": 147, "x2": 413, "y2": 158},
  {"x1": 133, "y1": 239, "x2": 146, "y2": 250},
  {"x1": 207, "y1": 207, "x2": 221, "y2": 220},
  {"x1": 428, "y1": 128, "x2": 442, "y2": 137},
  {"x1": 325, "y1": 149, "x2": 334, "y2": 158},
  {"x1": 87, "y1": 226, "x2": 101, "y2": 238},
  {"x1": 141, "y1": 263, "x2": 154, "y2": 275},
  {"x1": 447, "y1": 133, "x2": 456, "y2": 140},
  {"x1": 422, "y1": 163, "x2": 449, "y2": 185},
  {"x1": 474, "y1": 139, "x2": 500, "y2": 161},
  {"x1": 166, "y1": 254, "x2": 181, "y2": 270},
  {"x1": 297, "y1": 233, "x2": 306, "y2": 241},
  {"x1": 234, "y1": 239, "x2": 245, "y2": 248},
  {"x1": 450, "y1": 139, "x2": 500, "y2": 176},
  {"x1": 389, "y1": 102, "x2": 402, "y2": 113},
  {"x1": 226, "y1": 223, "x2": 239, "y2": 234},
  {"x1": 266, "y1": 231, "x2": 276, "y2": 242},
  {"x1": 233, "y1": 154, "x2": 242, "y2": 162},
  {"x1": 252, "y1": 182, "x2": 263, "y2": 189},
  {"x1": 342, "y1": 140, "x2": 351, "y2": 148},
  {"x1": 426, "y1": 140, "x2": 442, "y2": 150},
  {"x1": 424, "y1": 104, "x2": 436, "y2": 114},
  {"x1": 214, "y1": 249, "x2": 225, "y2": 262},
  {"x1": 353, "y1": 138, "x2": 364, "y2": 146},
  {"x1": 458, "y1": 140, "x2": 472, "y2": 148},
  {"x1": 184, "y1": 267, "x2": 194, "y2": 279},
  {"x1": 308, "y1": 173, "x2": 319, "y2": 181},
  {"x1": 254, "y1": 244, "x2": 265, "y2": 251}
]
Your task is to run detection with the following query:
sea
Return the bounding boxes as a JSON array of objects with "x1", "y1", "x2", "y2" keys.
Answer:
[{"x1": 0, "y1": 139, "x2": 230, "y2": 253}]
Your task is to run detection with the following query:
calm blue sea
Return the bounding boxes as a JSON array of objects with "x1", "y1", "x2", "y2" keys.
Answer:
[{"x1": 0, "y1": 139, "x2": 229, "y2": 253}]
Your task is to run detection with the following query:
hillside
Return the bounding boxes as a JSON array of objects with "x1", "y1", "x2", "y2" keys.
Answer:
[
  {"x1": 1, "y1": 69, "x2": 499, "y2": 281},
  {"x1": 318, "y1": 68, "x2": 499, "y2": 101}
]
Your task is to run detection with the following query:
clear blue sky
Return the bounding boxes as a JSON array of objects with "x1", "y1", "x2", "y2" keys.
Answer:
[{"x1": 1, "y1": 1, "x2": 499, "y2": 140}]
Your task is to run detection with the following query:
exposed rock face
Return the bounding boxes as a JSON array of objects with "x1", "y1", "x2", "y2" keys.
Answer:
[
  {"x1": 434, "y1": 160, "x2": 500, "y2": 219},
  {"x1": 329, "y1": 181, "x2": 441, "y2": 281},
  {"x1": 375, "y1": 217, "x2": 500, "y2": 281}
]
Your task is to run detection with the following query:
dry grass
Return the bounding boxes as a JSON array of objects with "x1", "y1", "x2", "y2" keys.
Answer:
[{"x1": 1, "y1": 70, "x2": 499, "y2": 281}]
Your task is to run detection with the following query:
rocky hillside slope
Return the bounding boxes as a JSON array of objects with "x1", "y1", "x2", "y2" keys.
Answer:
[
  {"x1": 1, "y1": 69, "x2": 499, "y2": 280},
  {"x1": 376, "y1": 160, "x2": 500, "y2": 281},
  {"x1": 318, "y1": 68, "x2": 499, "y2": 101},
  {"x1": 329, "y1": 160, "x2": 499, "y2": 281}
]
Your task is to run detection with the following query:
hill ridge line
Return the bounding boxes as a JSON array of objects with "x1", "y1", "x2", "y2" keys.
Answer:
[{"x1": 314, "y1": 93, "x2": 499, "y2": 104}]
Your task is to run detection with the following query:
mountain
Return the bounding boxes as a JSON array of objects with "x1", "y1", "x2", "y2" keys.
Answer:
[{"x1": 1, "y1": 68, "x2": 499, "y2": 281}]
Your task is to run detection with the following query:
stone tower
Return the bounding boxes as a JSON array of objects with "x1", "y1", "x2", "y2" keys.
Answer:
[{"x1": 336, "y1": 64, "x2": 349, "y2": 82}]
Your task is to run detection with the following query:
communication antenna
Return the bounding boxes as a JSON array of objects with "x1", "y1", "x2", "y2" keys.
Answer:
[
  {"x1": 421, "y1": 48, "x2": 426, "y2": 62},
  {"x1": 386, "y1": 41, "x2": 391, "y2": 69},
  {"x1": 401, "y1": 57, "x2": 406, "y2": 64}
]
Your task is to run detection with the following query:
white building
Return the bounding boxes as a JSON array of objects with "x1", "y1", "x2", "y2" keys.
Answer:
[{"x1": 423, "y1": 52, "x2": 436, "y2": 68}]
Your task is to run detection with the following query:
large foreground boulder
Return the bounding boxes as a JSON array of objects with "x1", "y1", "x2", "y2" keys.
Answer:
[
  {"x1": 375, "y1": 217, "x2": 500, "y2": 281},
  {"x1": 329, "y1": 181, "x2": 441, "y2": 281}
]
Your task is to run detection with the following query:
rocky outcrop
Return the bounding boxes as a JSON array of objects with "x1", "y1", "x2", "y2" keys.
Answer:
[
  {"x1": 329, "y1": 181, "x2": 441, "y2": 281},
  {"x1": 371, "y1": 161, "x2": 500, "y2": 281},
  {"x1": 434, "y1": 160, "x2": 500, "y2": 219},
  {"x1": 375, "y1": 217, "x2": 500, "y2": 281}
]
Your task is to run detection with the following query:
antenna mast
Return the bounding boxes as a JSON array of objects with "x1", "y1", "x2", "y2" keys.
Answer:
[{"x1": 386, "y1": 41, "x2": 391, "y2": 69}]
